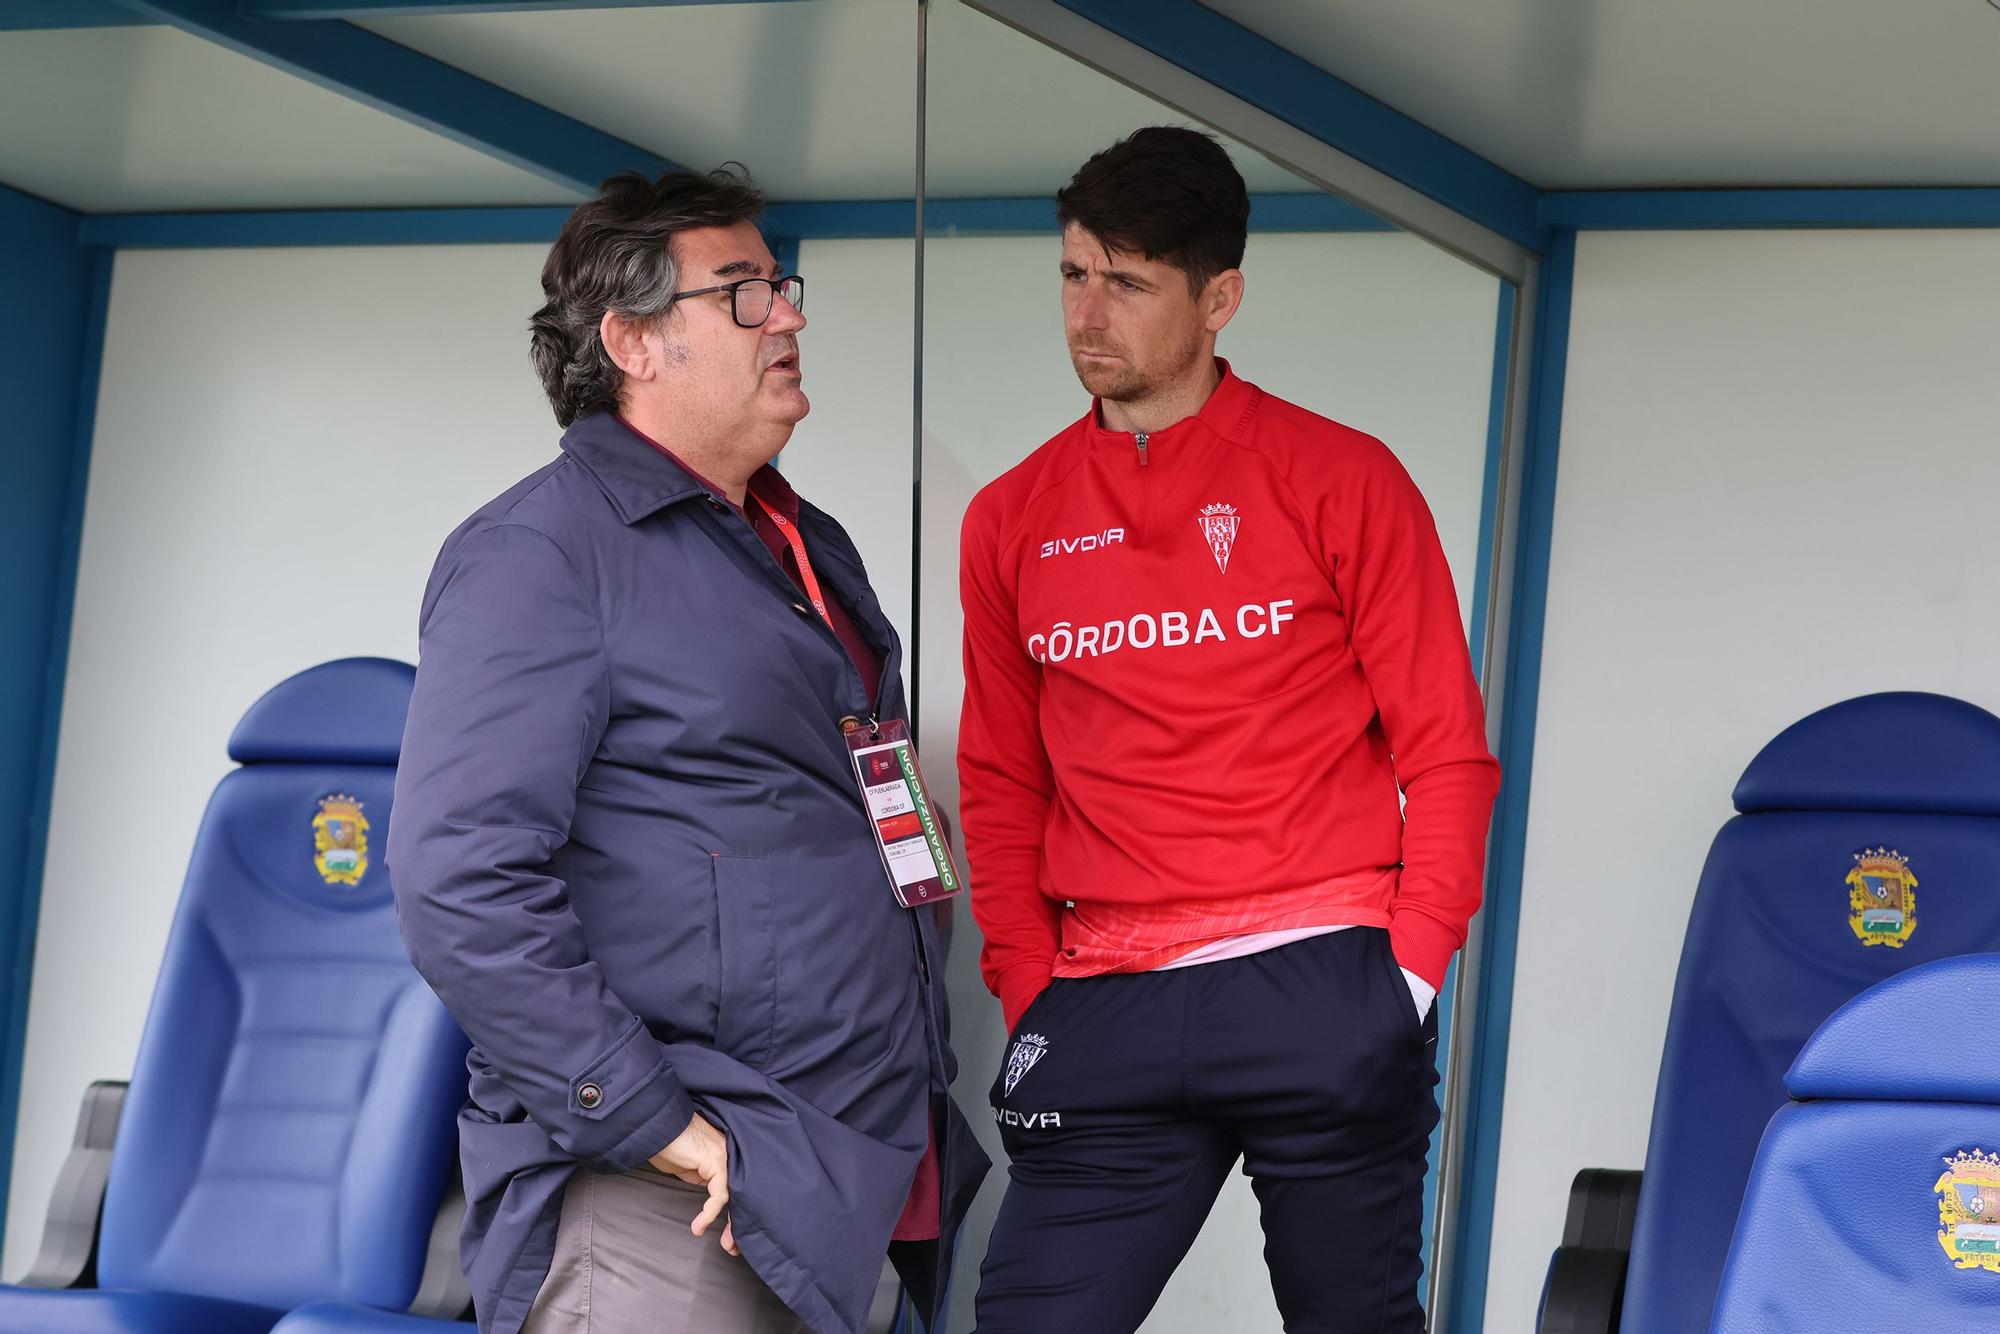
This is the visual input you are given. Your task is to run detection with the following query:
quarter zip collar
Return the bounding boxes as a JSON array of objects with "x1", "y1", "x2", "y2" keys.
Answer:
[{"x1": 1080, "y1": 358, "x2": 1261, "y2": 460}]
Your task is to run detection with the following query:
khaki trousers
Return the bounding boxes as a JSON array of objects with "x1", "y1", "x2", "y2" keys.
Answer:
[{"x1": 520, "y1": 1165, "x2": 808, "y2": 1334}]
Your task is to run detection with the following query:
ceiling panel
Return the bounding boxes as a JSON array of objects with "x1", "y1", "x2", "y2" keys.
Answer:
[
  {"x1": 364, "y1": 0, "x2": 920, "y2": 200},
  {"x1": 924, "y1": 0, "x2": 1308, "y2": 197},
  {"x1": 1205, "y1": 0, "x2": 2000, "y2": 189},
  {"x1": 364, "y1": 0, "x2": 1308, "y2": 199},
  {"x1": 0, "y1": 25, "x2": 579, "y2": 213}
]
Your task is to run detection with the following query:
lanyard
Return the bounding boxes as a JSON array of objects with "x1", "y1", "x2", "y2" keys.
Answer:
[{"x1": 747, "y1": 492, "x2": 834, "y2": 633}]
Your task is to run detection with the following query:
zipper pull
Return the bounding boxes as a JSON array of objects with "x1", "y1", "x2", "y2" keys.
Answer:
[{"x1": 1136, "y1": 431, "x2": 1149, "y2": 468}]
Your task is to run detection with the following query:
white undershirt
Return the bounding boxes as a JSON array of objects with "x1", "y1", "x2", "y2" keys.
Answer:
[{"x1": 1152, "y1": 923, "x2": 1437, "y2": 1018}]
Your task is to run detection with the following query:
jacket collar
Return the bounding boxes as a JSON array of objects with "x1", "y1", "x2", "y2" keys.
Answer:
[
  {"x1": 1080, "y1": 357, "x2": 1261, "y2": 449},
  {"x1": 559, "y1": 410, "x2": 716, "y2": 525}
]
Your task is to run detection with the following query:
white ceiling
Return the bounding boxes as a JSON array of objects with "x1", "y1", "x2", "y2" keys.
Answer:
[
  {"x1": 1205, "y1": 0, "x2": 2000, "y2": 190},
  {"x1": 28, "y1": 0, "x2": 1995, "y2": 214},
  {"x1": 0, "y1": 0, "x2": 1314, "y2": 216},
  {"x1": 363, "y1": 0, "x2": 1307, "y2": 198},
  {"x1": 360, "y1": 0, "x2": 920, "y2": 200},
  {"x1": 5, "y1": 0, "x2": 2000, "y2": 215},
  {"x1": 927, "y1": 0, "x2": 1306, "y2": 196},
  {"x1": 0, "y1": 25, "x2": 577, "y2": 212}
]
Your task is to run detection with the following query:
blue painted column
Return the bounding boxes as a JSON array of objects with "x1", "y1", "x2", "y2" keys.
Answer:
[
  {"x1": 0, "y1": 183, "x2": 109, "y2": 1241},
  {"x1": 1446, "y1": 229, "x2": 1578, "y2": 1333}
]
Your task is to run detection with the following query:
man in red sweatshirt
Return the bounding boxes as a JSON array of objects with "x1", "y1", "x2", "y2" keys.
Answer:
[{"x1": 957, "y1": 126, "x2": 1502, "y2": 1333}]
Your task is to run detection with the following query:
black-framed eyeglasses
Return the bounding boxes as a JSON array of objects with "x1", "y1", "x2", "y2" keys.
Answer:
[{"x1": 666, "y1": 275, "x2": 805, "y2": 328}]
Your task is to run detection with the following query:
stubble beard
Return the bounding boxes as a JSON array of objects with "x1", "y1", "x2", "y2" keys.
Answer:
[{"x1": 1071, "y1": 352, "x2": 1153, "y2": 403}]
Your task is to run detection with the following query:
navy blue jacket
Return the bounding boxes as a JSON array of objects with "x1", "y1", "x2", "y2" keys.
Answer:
[{"x1": 388, "y1": 412, "x2": 988, "y2": 1334}]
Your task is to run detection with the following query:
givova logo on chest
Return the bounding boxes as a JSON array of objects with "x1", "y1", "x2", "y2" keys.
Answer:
[{"x1": 1040, "y1": 528, "x2": 1125, "y2": 559}]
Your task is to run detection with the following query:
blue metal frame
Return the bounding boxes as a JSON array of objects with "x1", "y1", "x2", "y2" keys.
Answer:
[
  {"x1": 1446, "y1": 230, "x2": 1577, "y2": 1334},
  {"x1": 0, "y1": 181, "x2": 113, "y2": 1249},
  {"x1": 252, "y1": 0, "x2": 807, "y2": 15},
  {"x1": 1052, "y1": 0, "x2": 1545, "y2": 253},
  {"x1": 74, "y1": 192, "x2": 1384, "y2": 249},
  {"x1": 1542, "y1": 187, "x2": 2000, "y2": 231},
  {"x1": 1466, "y1": 281, "x2": 1516, "y2": 676},
  {"x1": 1416, "y1": 278, "x2": 1516, "y2": 1294},
  {"x1": 0, "y1": 2, "x2": 141, "y2": 28},
  {"x1": 111, "y1": 0, "x2": 671, "y2": 192},
  {"x1": 0, "y1": 0, "x2": 804, "y2": 29}
]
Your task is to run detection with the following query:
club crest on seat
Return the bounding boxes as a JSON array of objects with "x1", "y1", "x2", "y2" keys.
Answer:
[
  {"x1": 314, "y1": 793, "x2": 370, "y2": 887},
  {"x1": 1846, "y1": 847, "x2": 1917, "y2": 948},
  {"x1": 1936, "y1": 1148, "x2": 2000, "y2": 1272}
]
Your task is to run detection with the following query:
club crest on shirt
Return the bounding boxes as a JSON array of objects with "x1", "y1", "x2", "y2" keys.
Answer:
[
  {"x1": 313, "y1": 793, "x2": 370, "y2": 887},
  {"x1": 1846, "y1": 847, "x2": 1917, "y2": 947},
  {"x1": 1937, "y1": 1148, "x2": 2000, "y2": 1271},
  {"x1": 1004, "y1": 1032, "x2": 1049, "y2": 1096},
  {"x1": 1197, "y1": 503, "x2": 1240, "y2": 573}
]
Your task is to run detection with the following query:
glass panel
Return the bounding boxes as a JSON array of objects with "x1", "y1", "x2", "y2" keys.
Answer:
[{"x1": 915, "y1": 4, "x2": 1517, "y2": 1327}]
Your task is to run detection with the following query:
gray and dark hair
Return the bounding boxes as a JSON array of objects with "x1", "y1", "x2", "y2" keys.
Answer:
[{"x1": 530, "y1": 166, "x2": 767, "y2": 426}]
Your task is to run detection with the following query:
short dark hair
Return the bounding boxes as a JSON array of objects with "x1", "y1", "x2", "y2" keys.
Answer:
[
  {"x1": 1055, "y1": 126, "x2": 1249, "y2": 294},
  {"x1": 530, "y1": 167, "x2": 766, "y2": 427}
]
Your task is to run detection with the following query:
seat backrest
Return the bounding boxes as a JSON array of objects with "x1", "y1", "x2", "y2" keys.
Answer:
[
  {"x1": 1710, "y1": 953, "x2": 2000, "y2": 1330},
  {"x1": 1620, "y1": 692, "x2": 2000, "y2": 1333},
  {"x1": 98, "y1": 658, "x2": 469, "y2": 1313}
]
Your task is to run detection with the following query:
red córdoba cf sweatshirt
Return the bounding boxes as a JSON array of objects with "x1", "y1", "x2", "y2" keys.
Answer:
[{"x1": 958, "y1": 361, "x2": 1502, "y2": 1031}]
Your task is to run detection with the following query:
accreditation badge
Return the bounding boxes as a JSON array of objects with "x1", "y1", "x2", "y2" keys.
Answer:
[{"x1": 846, "y1": 718, "x2": 964, "y2": 908}]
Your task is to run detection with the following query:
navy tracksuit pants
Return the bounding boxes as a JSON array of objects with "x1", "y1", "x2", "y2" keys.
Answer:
[{"x1": 973, "y1": 927, "x2": 1440, "y2": 1334}]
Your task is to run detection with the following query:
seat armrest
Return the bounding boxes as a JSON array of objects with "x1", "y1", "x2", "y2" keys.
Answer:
[
  {"x1": 18, "y1": 1080, "x2": 128, "y2": 1290},
  {"x1": 1538, "y1": 1245, "x2": 1630, "y2": 1334},
  {"x1": 1537, "y1": 1167, "x2": 1642, "y2": 1334},
  {"x1": 1562, "y1": 1167, "x2": 1642, "y2": 1249}
]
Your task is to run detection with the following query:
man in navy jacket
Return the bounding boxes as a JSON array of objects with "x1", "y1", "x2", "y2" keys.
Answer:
[{"x1": 389, "y1": 167, "x2": 986, "y2": 1334}]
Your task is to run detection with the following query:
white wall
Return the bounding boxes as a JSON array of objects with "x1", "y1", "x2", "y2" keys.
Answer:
[
  {"x1": 917, "y1": 230, "x2": 1505, "y2": 1333},
  {"x1": 9, "y1": 229, "x2": 1500, "y2": 1326},
  {"x1": 779, "y1": 237, "x2": 916, "y2": 647},
  {"x1": 1484, "y1": 228, "x2": 2000, "y2": 1332},
  {"x1": 5, "y1": 236, "x2": 914, "y2": 1278}
]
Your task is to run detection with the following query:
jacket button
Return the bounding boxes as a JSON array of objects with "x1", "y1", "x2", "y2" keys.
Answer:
[
  {"x1": 791, "y1": 602, "x2": 813, "y2": 617},
  {"x1": 838, "y1": 715, "x2": 863, "y2": 735},
  {"x1": 577, "y1": 1083, "x2": 603, "y2": 1109}
]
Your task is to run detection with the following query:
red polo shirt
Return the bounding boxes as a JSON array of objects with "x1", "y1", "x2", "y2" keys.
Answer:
[{"x1": 618, "y1": 418, "x2": 939, "y2": 1242}]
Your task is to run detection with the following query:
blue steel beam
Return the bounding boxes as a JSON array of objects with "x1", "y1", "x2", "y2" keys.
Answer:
[
  {"x1": 251, "y1": 0, "x2": 807, "y2": 14},
  {"x1": 0, "y1": 181, "x2": 108, "y2": 1247},
  {"x1": 1052, "y1": 0, "x2": 1546, "y2": 253},
  {"x1": 0, "y1": 2, "x2": 140, "y2": 27},
  {"x1": 0, "y1": 0, "x2": 804, "y2": 28},
  {"x1": 1541, "y1": 187, "x2": 2000, "y2": 230},
  {"x1": 109, "y1": 0, "x2": 672, "y2": 192},
  {"x1": 75, "y1": 192, "x2": 1384, "y2": 248}
]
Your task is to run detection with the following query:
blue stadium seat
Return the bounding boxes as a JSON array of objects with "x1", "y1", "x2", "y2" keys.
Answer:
[
  {"x1": 0, "y1": 658, "x2": 470, "y2": 1333},
  {"x1": 1711, "y1": 953, "x2": 2000, "y2": 1331},
  {"x1": 1539, "y1": 691, "x2": 2000, "y2": 1334},
  {"x1": 273, "y1": 1303, "x2": 468, "y2": 1333}
]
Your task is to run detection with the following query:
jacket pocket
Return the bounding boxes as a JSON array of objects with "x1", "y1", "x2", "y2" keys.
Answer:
[{"x1": 712, "y1": 853, "x2": 778, "y2": 1069}]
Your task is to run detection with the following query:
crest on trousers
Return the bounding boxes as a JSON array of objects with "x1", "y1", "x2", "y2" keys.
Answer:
[
  {"x1": 1846, "y1": 847, "x2": 1917, "y2": 947},
  {"x1": 1197, "y1": 503, "x2": 1241, "y2": 573},
  {"x1": 1936, "y1": 1148, "x2": 2000, "y2": 1272},
  {"x1": 313, "y1": 794, "x2": 370, "y2": 887},
  {"x1": 1004, "y1": 1033, "x2": 1049, "y2": 1096}
]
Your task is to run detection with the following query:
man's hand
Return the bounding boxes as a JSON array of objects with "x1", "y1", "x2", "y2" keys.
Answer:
[{"x1": 651, "y1": 1113, "x2": 738, "y2": 1255}]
